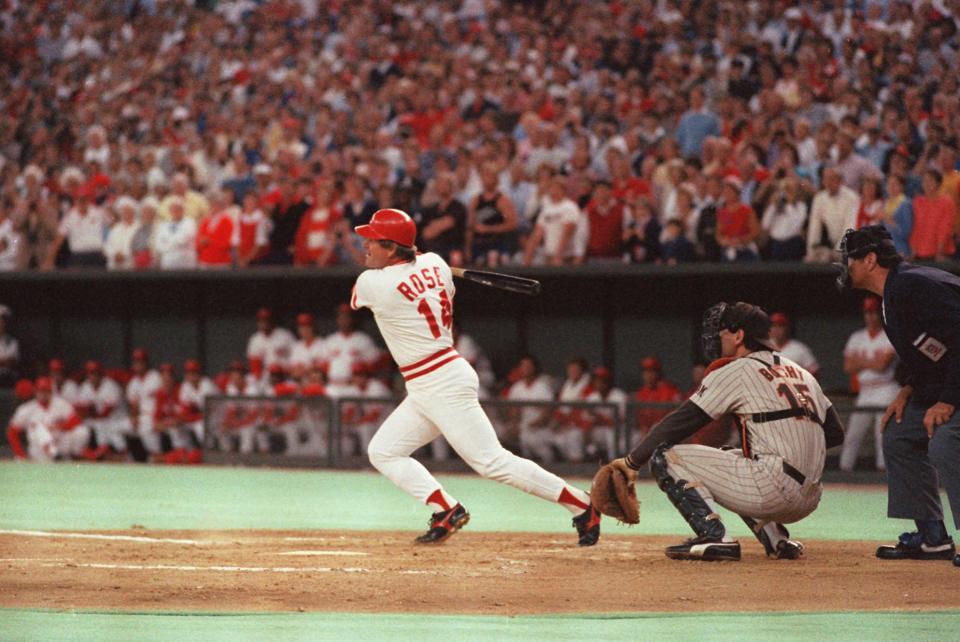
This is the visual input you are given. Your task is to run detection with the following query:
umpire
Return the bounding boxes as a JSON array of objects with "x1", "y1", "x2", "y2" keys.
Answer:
[{"x1": 838, "y1": 225, "x2": 960, "y2": 567}]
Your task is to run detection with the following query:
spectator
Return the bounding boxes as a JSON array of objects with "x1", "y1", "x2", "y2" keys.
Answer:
[
  {"x1": 104, "y1": 196, "x2": 140, "y2": 270},
  {"x1": 937, "y1": 145, "x2": 960, "y2": 240},
  {"x1": 623, "y1": 195, "x2": 661, "y2": 263},
  {"x1": 769, "y1": 312, "x2": 820, "y2": 377},
  {"x1": 840, "y1": 296, "x2": 899, "y2": 472},
  {"x1": 467, "y1": 161, "x2": 518, "y2": 267},
  {"x1": 855, "y1": 176, "x2": 885, "y2": 230},
  {"x1": 0, "y1": 306, "x2": 19, "y2": 387},
  {"x1": 259, "y1": 177, "x2": 310, "y2": 266},
  {"x1": 154, "y1": 196, "x2": 198, "y2": 269},
  {"x1": 882, "y1": 174, "x2": 914, "y2": 257},
  {"x1": 911, "y1": 170, "x2": 956, "y2": 261},
  {"x1": 675, "y1": 86, "x2": 721, "y2": 160},
  {"x1": 234, "y1": 191, "x2": 269, "y2": 268},
  {"x1": 806, "y1": 166, "x2": 859, "y2": 262},
  {"x1": 294, "y1": 181, "x2": 340, "y2": 267},
  {"x1": 694, "y1": 174, "x2": 723, "y2": 261},
  {"x1": 523, "y1": 176, "x2": 585, "y2": 266},
  {"x1": 716, "y1": 177, "x2": 760, "y2": 262},
  {"x1": 0, "y1": 202, "x2": 21, "y2": 270},
  {"x1": 12, "y1": 194, "x2": 58, "y2": 270},
  {"x1": 634, "y1": 356, "x2": 682, "y2": 437},
  {"x1": 44, "y1": 188, "x2": 107, "y2": 269},
  {"x1": 196, "y1": 189, "x2": 237, "y2": 269},
  {"x1": 418, "y1": 172, "x2": 467, "y2": 265},
  {"x1": 584, "y1": 180, "x2": 627, "y2": 262},
  {"x1": 49, "y1": 358, "x2": 80, "y2": 406},
  {"x1": 835, "y1": 133, "x2": 884, "y2": 192},
  {"x1": 660, "y1": 219, "x2": 697, "y2": 264},
  {"x1": 761, "y1": 177, "x2": 807, "y2": 261},
  {"x1": 158, "y1": 172, "x2": 210, "y2": 221},
  {"x1": 338, "y1": 176, "x2": 378, "y2": 266},
  {"x1": 130, "y1": 196, "x2": 158, "y2": 269}
]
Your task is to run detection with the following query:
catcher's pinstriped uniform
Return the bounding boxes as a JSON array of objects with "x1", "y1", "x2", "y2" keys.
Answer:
[{"x1": 609, "y1": 302, "x2": 844, "y2": 561}]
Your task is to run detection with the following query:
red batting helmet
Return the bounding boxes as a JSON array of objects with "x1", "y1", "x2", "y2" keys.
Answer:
[{"x1": 354, "y1": 208, "x2": 416, "y2": 247}]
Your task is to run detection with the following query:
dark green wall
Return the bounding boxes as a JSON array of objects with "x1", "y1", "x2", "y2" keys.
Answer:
[{"x1": 1, "y1": 262, "x2": 938, "y2": 394}]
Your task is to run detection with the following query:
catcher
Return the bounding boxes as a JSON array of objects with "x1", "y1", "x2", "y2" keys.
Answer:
[{"x1": 593, "y1": 302, "x2": 844, "y2": 561}]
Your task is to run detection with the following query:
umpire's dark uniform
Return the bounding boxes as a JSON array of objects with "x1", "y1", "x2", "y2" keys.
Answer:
[{"x1": 881, "y1": 261, "x2": 960, "y2": 535}]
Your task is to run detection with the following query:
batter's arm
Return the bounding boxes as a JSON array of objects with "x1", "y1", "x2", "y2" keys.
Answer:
[{"x1": 622, "y1": 400, "x2": 713, "y2": 469}]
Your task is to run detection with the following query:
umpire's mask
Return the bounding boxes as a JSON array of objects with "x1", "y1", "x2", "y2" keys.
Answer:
[{"x1": 835, "y1": 225, "x2": 900, "y2": 291}]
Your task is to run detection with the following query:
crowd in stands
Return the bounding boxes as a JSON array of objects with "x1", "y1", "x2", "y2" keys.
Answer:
[{"x1": 2, "y1": 1, "x2": 960, "y2": 271}]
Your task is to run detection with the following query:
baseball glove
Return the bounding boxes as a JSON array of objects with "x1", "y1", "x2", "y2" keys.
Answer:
[{"x1": 590, "y1": 459, "x2": 640, "y2": 524}]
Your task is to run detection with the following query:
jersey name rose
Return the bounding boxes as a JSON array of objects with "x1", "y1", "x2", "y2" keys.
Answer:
[{"x1": 396, "y1": 267, "x2": 446, "y2": 302}]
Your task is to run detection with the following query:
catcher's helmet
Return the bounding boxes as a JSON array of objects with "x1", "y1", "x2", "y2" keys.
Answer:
[
  {"x1": 354, "y1": 208, "x2": 416, "y2": 247},
  {"x1": 701, "y1": 302, "x2": 777, "y2": 361}
]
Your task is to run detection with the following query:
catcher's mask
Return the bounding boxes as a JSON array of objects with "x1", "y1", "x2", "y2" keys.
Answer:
[
  {"x1": 701, "y1": 302, "x2": 777, "y2": 361},
  {"x1": 835, "y1": 225, "x2": 900, "y2": 291}
]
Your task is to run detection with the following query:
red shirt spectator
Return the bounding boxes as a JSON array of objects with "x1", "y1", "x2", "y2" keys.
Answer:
[
  {"x1": 634, "y1": 357, "x2": 682, "y2": 434},
  {"x1": 197, "y1": 207, "x2": 235, "y2": 267},
  {"x1": 294, "y1": 187, "x2": 341, "y2": 267},
  {"x1": 911, "y1": 171, "x2": 956, "y2": 259},
  {"x1": 585, "y1": 183, "x2": 626, "y2": 259}
]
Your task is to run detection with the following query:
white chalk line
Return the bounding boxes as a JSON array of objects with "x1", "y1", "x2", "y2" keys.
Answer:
[
  {"x1": 276, "y1": 550, "x2": 369, "y2": 557},
  {"x1": 0, "y1": 529, "x2": 206, "y2": 546},
  {"x1": 1, "y1": 558, "x2": 372, "y2": 574}
]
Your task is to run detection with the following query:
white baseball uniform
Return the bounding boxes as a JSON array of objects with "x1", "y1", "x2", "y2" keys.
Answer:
[
  {"x1": 222, "y1": 380, "x2": 263, "y2": 454},
  {"x1": 585, "y1": 387, "x2": 628, "y2": 460},
  {"x1": 9, "y1": 396, "x2": 90, "y2": 461},
  {"x1": 127, "y1": 370, "x2": 162, "y2": 419},
  {"x1": 552, "y1": 374, "x2": 592, "y2": 461},
  {"x1": 777, "y1": 338, "x2": 819, "y2": 375},
  {"x1": 342, "y1": 377, "x2": 393, "y2": 455},
  {"x1": 839, "y1": 328, "x2": 899, "y2": 471},
  {"x1": 323, "y1": 330, "x2": 380, "y2": 383},
  {"x1": 289, "y1": 337, "x2": 326, "y2": 376},
  {"x1": 77, "y1": 378, "x2": 129, "y2": 450},
  {"x1": 672, "y1": 351, "x2": 832, "y2": 523},
  {"x1": 179, "y1": 377, "x2": 219, "y2": 445},
  {"x1": 55, "y1": 378, "x2": 81, "y2": 406},
  {"x1": 353, "y1": 251, "x2": 590, "y2": 515},
  {"x1": 247, "y1": 327, "x2": 296, "y2": 370},
  {"x1": 507, "y1": 376, "x2": 556, "y2": 462}
]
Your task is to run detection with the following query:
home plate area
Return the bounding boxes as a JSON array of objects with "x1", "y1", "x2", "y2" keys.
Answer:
[{"x1": 0, "y1": 529, "x2": 955, "y2": 615}]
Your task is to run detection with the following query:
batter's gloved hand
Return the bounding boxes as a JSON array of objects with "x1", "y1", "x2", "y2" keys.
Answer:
[{"x1": 590, "y1": 458, "x2": 640, "y2": 525}]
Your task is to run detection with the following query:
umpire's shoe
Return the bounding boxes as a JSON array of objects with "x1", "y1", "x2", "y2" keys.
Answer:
[
  {"x1": 415, "y1": 504, "x2": 470, "y2": 544},
  {"x1": 666, "y1": 536, "x2": 741, "y2": 561},
  {"x1": 572, "y1": 504, "x2": 601, "y2": 547},
  {"x1": 876, "y1": 532, "x2": 956, "y2": 560}
]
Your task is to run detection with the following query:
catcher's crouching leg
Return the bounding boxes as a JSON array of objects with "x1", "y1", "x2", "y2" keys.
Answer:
[{"x1": 650, "y1": 445, "x2": 726, "y2": 541}]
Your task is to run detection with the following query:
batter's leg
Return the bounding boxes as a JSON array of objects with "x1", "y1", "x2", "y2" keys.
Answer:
[
  {"x1": 420, "y1": 397, "x2": 591, "y2": 515},
  {"x1": 367, "y1": 397, "x2": 458, "y2": 512}
]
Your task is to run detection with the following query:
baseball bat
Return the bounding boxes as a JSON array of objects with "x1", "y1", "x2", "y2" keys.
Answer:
[{"x1": 450, "y1": 267, "x2": 542, "y2": 296}]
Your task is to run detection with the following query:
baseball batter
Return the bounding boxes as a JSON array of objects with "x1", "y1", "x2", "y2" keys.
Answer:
[
  {"x1": 606, "y1": 302, "x2": 844, "y2": 561},
  {"x1": 351, "y1": 208, "x2": 600, "y2": 545}
]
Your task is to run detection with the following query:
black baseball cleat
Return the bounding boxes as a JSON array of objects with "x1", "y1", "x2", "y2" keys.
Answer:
[
  {"x1": 415, "y1": 503, "x2": 470, "y2": 544},
  {"x1": 665, "y1": 536, "x2": 741, "y2": 561},
  {"x1": 774, "y1": 539, "x2": 805, "y2": 560},
  {"x1": 744, "y1": 518, "x2": 804, "y2": 560},
  {"x1": 876, "y1": 532, "x2": 955, "y2": 560},
  {"x1": 572, "y1": 504, "x2": 601, "y2": 547}
]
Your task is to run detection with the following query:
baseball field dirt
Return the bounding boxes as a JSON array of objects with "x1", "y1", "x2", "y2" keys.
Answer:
[{"x1": 1, "y1": 530, "x2": 956, "y2": 615}]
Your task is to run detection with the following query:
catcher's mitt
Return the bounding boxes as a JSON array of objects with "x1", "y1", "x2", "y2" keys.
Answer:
[{"x1": 590, "y1": 460, "x2": 640, "y2": 524}]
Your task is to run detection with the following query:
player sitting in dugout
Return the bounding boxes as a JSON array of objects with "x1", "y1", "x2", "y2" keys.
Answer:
[{"x1": 599, "y1": 302, "x2": 844, "y2": 561}]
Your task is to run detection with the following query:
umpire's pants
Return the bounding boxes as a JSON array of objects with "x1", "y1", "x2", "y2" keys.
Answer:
[{"x1": 882, "y1": 400, "x2": 960, "y2": 529}]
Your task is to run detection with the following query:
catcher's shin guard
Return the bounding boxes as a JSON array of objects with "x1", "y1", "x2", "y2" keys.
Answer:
[{"x1": 650, "y1": 445, "x2": 725, "y2": 540}]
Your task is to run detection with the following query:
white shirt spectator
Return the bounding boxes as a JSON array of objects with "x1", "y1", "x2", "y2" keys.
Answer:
[
  {"x1": 0, "y1": 218, "x2": 20, "y2": 270},
  {"x1": 104, "y1": 219, "x2": 139, "y2": 269},
  {"x1": 844, "y1": 328, "x2": 899, "y2": 402},
  {"x1": 537, "y1": 195, "x2": 587, "y2": 260},
  {"x1": 127, "y1": 371, "x2": 162, "y2": 411},
  {"x1": 77, "y1": 378, "x2": 126, "y2": 420},
  {"x1": 154, "y1": 217, "x2": 198, "y2": 269},
  {"x1": 806, "y1": 186, "x2": 859, "y2": 256},
  {"x1": 778, "y1": 339, "x2": 820, "y2": 376},
  {"x1": 59, "y1": 205, "x2": 108, "y2": 253},
  {"x1": 761, "y1": 200, "x2": 808, "y2": 241},
  {"x1": 507, "y1": 376, "x2": 554, "y2": 432},
  {"x1": 323, "y1": 330, "x2": 380, "y2": 383},
  {"x1": 290, "y1": 337, "x2": 327, "y2": 375}
]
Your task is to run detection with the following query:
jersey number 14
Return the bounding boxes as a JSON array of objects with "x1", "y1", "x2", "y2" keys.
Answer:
[{"x1": 417, "y1": 291, "x2": 452, "y2": 339}]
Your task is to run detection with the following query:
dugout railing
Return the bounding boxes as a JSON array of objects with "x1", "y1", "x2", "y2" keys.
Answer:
[{"x1": 201, "y1": 395, "x2": 886, "y2": 469}]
